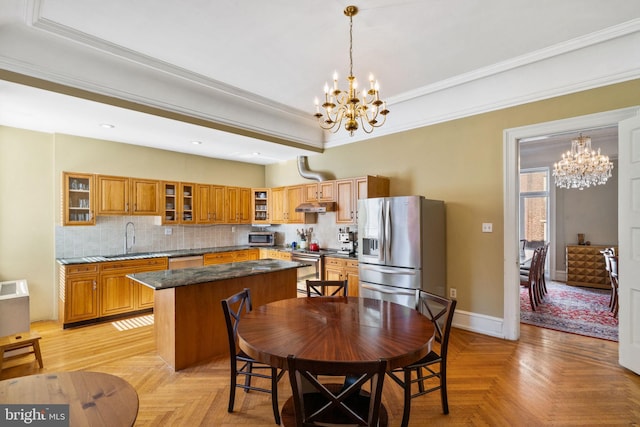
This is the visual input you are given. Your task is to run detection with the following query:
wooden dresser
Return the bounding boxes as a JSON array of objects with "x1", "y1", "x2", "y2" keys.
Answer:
[{"x1": 565, "y1": 244, "x2": 617, "y2": 289}]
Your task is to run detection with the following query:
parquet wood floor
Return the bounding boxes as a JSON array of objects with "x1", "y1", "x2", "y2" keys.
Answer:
[{"x1": 1, "y1": 320, "x2": 639, "y2": 426}]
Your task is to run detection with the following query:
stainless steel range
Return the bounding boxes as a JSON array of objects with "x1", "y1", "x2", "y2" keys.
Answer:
[{"x1": 290, "y1": 249, "x2": 336, "y2": 296}]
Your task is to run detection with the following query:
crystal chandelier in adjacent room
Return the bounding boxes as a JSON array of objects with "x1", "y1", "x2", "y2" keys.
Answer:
[
  {"x1": 313, "y1": 5, "x2": 389, "y2": 136},
  {"x1": 552, "y1": 133, "x2": 614, "y2": 190}
]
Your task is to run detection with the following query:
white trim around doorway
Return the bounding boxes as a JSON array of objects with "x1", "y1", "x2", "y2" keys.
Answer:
[{"x1": 502, "y1": 106, "x2": 640, "y2": 341}]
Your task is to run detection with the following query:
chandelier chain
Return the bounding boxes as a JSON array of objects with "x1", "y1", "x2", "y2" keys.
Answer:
[{"x1": 349, "y1": 13, "x2": 353, "y2": 77}]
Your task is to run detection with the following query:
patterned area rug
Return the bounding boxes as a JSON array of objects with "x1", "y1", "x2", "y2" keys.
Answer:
[{"x1": 520, "y1": 281, "x2": 618, "y2": 341}]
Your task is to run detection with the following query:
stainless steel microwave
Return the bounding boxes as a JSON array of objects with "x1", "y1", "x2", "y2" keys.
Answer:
[{"x1": 248, "y1": 231, "x2": 275, "y2": 247}]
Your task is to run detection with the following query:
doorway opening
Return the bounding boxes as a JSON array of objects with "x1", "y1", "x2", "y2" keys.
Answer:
[{"x1": 502, "y1": 107, "x2": 637, "y2": 341}]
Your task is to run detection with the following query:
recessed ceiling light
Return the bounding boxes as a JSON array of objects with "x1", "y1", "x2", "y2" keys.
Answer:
[
  {"x1": 191, "y1": 140, "x2": 203, "y2": 145},
  {"x1": 100, "y1": 123, "x2": 115, "y2": 129},
  {"x1": 252, "y1": 152, "x2": 261, "y2": 156}
]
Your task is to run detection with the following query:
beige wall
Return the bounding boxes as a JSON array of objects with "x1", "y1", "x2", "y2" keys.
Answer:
[
  {"x1": 0, "y1": 127, "x2": 56, "y2": 320},
  {"x1": 266, "y1": 79, "x2": 640, "y2": 318}
]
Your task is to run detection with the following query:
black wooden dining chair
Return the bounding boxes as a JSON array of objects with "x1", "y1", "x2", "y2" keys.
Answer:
[
  {"x1": 306, "y1": 279, "x2": 348, "y2": 297},
  {"x1": 281, "y1": 354, "x2": 388, "y2": 427},
  {"x1": 387, "y1": 291, "x2": 457, "y2": 427},
  {"x1": 221, "y1": 288, "x2": 285, "y2": 425}
]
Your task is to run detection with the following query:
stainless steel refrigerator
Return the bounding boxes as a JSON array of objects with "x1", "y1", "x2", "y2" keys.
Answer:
[{"x1": 358, "y1": 196, "x2": 446, "y2": 308}]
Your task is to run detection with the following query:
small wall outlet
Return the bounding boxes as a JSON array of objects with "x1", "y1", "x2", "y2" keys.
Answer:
[
  {"x1": 482, "y1": 223, "x2": 493, "y2": 233},
  {"x1": 164, "y1": 227, "x2": 172, "y2": 235},
  {"x1": 231, "y1": 226, "x2": 236, "y2": 233},
  {"x1": 450, "y1": 288, "x2": 457, "y2": 298}
]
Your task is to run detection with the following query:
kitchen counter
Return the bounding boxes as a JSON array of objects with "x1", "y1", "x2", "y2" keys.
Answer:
[
  {"x1": 56, "y1": 245, "x2": 253, "y2": 265},
  {"x1": 57, "y1": 245, "x2": 358, "y2": 265},
  {"x1": 128, "y1": 259, "x2": 304, "y2": 290}
]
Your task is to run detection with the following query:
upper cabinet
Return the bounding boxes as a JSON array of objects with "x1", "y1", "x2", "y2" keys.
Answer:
[
  {"x1": 97, "y1": 175, "x2": 160, "y2": 216},
  {"x1": 63, "y1": 172, "x2": 95, "y2": 226},
  {"x1": 161, "y1": 181, "x2": 179, "y2": 224},
  {"x1": 336, "y1": 176, "x2": 389, "y2": 224},
  {"x1": 225, "y1": 186, "x2": 251, "y2": 224},
  {"x1": 196, "y1": 184, "x2": 226, "y2": 224},
  {"x1": 304, "y1": 181, "x2": 336, "y2": 202},
  {"x1": 270, "y1": 185, "x2": 309, "y2": 224},
  {"x1": 251, "y1": 188, "x2": 271, "y2": 224},
  {"x1": 179, "y1": 182, "x2": 196, "y2": 224},
  {"x1": 97, "y1": 175, "x2": 128, "y2": 215},
  {"x1": 130, "y1": 178, "x2": 161, "y2": 215}
]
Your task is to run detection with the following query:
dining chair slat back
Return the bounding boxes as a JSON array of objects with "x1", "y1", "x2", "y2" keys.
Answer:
[
  {"x1": 221, "y1": 288, "x2": 284, "y2": 425},
  {"x1": 387, "y1": 291, "x2": 457, "y2": 427},
  {"x1": 306, "y1": 280, "x2": 348, "y2": 297},
  {"x1": 282, "y1": 354, "x2": 388, "y2": 427}
]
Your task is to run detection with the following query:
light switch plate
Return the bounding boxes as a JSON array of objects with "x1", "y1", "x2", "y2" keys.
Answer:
[{"x1": 482, "y1": 223, "x2": 493, "y2": 233}]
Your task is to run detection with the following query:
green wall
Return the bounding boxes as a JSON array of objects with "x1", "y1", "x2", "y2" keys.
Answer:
[{"x1": 266, "y1": 79, "x2": 640, "y2": 318}]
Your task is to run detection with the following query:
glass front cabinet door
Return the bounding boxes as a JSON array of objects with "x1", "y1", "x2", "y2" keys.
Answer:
[{"x1": 63, "y1": 172, "x2": 96, "y2": 226}]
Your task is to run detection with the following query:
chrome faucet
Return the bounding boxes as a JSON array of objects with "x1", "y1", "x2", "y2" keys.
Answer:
[{"x1": 125, "y1": 221, "x2": 135, "y2": 254}]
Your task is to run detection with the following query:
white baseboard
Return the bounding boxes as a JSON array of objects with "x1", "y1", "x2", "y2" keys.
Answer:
[
  {"x1": 451, "y1": 309, "x2": 506, "y2": 339},
  {"x1": 553, "y1": 270, "x2": 567, "y2": 282}
]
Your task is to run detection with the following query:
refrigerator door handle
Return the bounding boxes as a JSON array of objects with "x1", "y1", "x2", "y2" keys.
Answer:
[
  {"x1": 361, "y1": 283, "x2": 417, "y2": 297},
  {"x1": 378, "y1": 199, "x2": 385, "y2": 263},
  {"x1": 360, "y1": 264, "x2": 417, "y2": 276},
  {"x1": 384, "y1": 200, "x2": 391, "y2": 261}
]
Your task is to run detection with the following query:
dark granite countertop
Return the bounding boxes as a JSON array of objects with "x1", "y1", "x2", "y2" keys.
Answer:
[
  {"x1": 56, "y1": 245, "x2": 254, "y2": 265},
  {"x1": 56, "y1": 245, "x2": 358, "y2": 266},
  {"x1": 128, "y1": 259, "x2": 305, "y2": 290}
]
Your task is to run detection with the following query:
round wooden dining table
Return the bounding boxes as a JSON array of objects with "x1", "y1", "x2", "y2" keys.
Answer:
[
  {"x1": 237, "y1": 296, "x2": 435, "y2": 370},
  {"x1": 0, "y1": 371, "x2": 138, "y2": 426}
]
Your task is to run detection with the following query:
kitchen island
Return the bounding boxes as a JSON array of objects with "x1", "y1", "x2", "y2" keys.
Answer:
[{"x1": 128, "y1": 259, "x2": 301, "y2": 370}]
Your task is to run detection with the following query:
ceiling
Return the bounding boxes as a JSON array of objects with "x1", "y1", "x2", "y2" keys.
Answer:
[{"x1": 0, "y1": 0, "x2": 639, "y2": 164}]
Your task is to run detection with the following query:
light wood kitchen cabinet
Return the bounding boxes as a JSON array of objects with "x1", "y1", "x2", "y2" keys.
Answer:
[
  {"x1": 99, "y1": 270, "x2": 135, "y2": 316},
  {"x1": 203, "y1": 249, "x2": 260, "y2": 265},
  {"x1": 161, "y1": 181, "x2": 179, "y2": 224},
  {"x1": 251, "y1": 188, "x2": 271, "y2": 224},
  {"x1": 59, "y1": 257, "x2": 168, "y2": 328},
  {"x1": 324, "y1": 257, "x2": 359, "y2": 296},
  {"x1": 97, "y1": 175, "x2": 160, "y2": 216},
  {"x1": 225, "y1": 186, "x2": 251, "y2": 224},
  {"x1": 335, "y1": 175, "x2": 390, "y2": 224},
  {"x1": 97, "y1": 175, "x2": 128, "y2": 215},
  {"x1": 59, "y1": 264, "x2": 99, "y2": 324},
  {"x1": 62, "y1": 172, "x2": 95, "y2": 226},
  {"x1": 130, "y1": 178, "x2": 161, "y2": 215},
  {"x1": 179, "y1": 182, "x2": 196, "y2": 224},
  {"x1": 271, "y1": 185, "x2": 309, "y2": 224},
  {"x1": 259, "y1": 248, "x2": 292, "y2": 261},
  {"x1": 304, "y1": 181, "x2": 336, "y2": 202},
  {"x1": 196, "y1": 184, "x2": 226, "y2": 224},
  {"x1": 99, "y1": 257, "x2": 169, "y2": 316}
]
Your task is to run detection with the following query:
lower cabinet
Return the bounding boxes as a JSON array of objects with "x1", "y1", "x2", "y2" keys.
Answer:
[
  {"x1": 203, "y1": 249, "x2": 260, "y2": 265},
  {"x1": 324, "y1": 257, "x2": 359, "y2": 296},
  {"x1": 59, "y1": 249, "x2": 259, "y2": 328},
  {"x1": 59, "y1": 264, "x2": 99, "y2": 324},
  {"x1": 259, "y1": 248, "x2": 292, "y2": 261},
  {"x1": 59, "y1": 257, "x2": 168, "y2": 328}
]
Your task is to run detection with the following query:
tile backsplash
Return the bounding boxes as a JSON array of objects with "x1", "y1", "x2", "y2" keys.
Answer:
[{"x1": 55, "y1": 213, "x2": 356, "y2": 259}]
